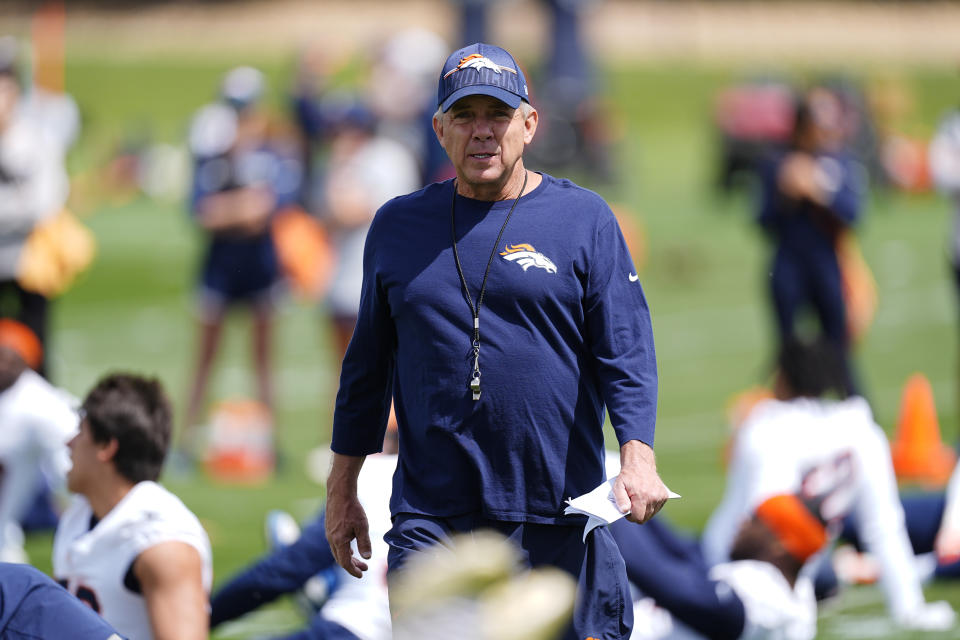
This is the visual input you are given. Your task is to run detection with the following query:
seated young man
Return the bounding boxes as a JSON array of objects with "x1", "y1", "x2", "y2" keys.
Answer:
[
  {"x1": 614, "y1": 493, "x2": 823, "y2": 640},
  {"x1": 53, "y1": 374, "x2": 212, "y2": 640},
  {"x1": 0, "y1": 322, "x2": 78, "y2": 563}
]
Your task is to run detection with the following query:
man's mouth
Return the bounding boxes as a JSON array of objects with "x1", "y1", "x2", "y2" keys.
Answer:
[{"x1": 470, "y1": 152, "x2": 495, "y2": 159}]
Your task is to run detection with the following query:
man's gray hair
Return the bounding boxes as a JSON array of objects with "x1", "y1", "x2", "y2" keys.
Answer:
[{"x1": 434, "y1": 100, "x2": 534, "y2": 122}]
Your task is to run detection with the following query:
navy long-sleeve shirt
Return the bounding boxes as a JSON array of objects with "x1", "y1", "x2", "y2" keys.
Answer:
[{"x1": 331, "y1": 174, "x2": 657, "y2": 524}]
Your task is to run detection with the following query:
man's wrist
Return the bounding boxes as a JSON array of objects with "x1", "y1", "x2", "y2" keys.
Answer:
[
  {"x1": 326, "y1": 453, "x2": 366, "y2": 497},
  {"x1": 620, "y1": 439, "x2": 655, "y2": 469}
]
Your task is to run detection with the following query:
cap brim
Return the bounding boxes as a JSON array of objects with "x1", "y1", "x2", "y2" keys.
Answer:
[{"x1": 441, "y1": 85, "x2": 522, "y2": 112}]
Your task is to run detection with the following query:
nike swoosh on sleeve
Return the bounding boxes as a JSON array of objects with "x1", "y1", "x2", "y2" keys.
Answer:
[{"x1": 628, "y1": 273, "x2": 639, "y2": 282}]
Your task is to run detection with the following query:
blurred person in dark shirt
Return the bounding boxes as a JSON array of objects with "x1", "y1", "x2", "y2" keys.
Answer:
[
  {"x1": 756, "y1": 87, "x2": 865, "y2": 397},
  {"x1": 181, "y1": 67, "x2": 302, "y2": 464}
]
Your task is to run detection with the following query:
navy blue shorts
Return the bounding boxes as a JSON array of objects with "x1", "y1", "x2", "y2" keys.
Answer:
[
  {"x1": 198, "y1": 234, "x2": 281, "y2": 310},
  {"x1": 385, "y1": 513, "x2": 633, "y2": 640}
]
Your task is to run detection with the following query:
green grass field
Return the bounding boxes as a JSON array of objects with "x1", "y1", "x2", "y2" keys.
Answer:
[{"x1": 20, "y1": 54, "x2": 960, "y2": 638}]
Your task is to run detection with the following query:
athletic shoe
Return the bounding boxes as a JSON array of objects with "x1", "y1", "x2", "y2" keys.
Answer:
[{"x1": 264, "y1": 509, "x2": 300, "y2": 550}]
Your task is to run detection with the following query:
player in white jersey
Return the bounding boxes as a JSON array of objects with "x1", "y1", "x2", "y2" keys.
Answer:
[
  {"x1": 53, "y1": 373, "x2": 212, "y2": 640},
  {"x1": 210, "y1": 427, "x2": 397, "y2": 639},
  {"x1": 606, "y1": 450, "x2": 819, "y2": 640},
  {"x1": 701, "y1": 338, "x2": 955, "y2": 631},
  {"x1": 622, "y1": 496, "x2": 822, "y2": 640},
  {"x1": 0, "y1": 321, "x2": 77, "y2": 562}
]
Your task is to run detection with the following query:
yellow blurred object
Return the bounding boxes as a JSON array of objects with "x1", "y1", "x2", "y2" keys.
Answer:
[
  {"x1": 610, "y1": 204, "x2": 647, "y2": 273},
  {"x1": 890, "y1": 373, "x2": 956, "y2": 488},
  {"x1": 17, "y1": 209, "x2": 96, "y2": 297},
  {"x1": 203, "y1": 398, "x2": 274, "y2": 484},
  {"x1": 837, "y1": 233, "x2": 877, "y2": 344},
  {"x1": 272, "y1": 206, "x2": 335, "y2": 301}
]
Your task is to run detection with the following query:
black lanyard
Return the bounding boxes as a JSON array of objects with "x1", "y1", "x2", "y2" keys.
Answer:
[{"x1": 450, "y1": 172, "x2": 528, "y2": 400}]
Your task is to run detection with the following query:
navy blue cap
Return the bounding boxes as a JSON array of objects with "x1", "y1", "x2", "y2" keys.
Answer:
[{"x1": 437, "y1": 43, "x2": 529, "y2": 112}]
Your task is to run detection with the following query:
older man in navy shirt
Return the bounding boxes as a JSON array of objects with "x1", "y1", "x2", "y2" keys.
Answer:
[{"x1": 325, "y1": 42, "x2": 666, "y2": 640}]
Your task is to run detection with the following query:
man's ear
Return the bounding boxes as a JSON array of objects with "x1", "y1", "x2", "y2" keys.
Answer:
[
  {"x1": 523, "y1": 107, "x2": 538, "y2": 145},
  {"x1": 96, "y1": 438, "x2": 119, "y2": 463},
  {"x1": 432, "y1": 113, "x2": 446, "y2": 150}
]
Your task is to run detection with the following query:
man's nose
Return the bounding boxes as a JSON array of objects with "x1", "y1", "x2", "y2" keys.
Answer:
[{"x1": 472, "y1": 116, "x2": 494, "y2": 138}]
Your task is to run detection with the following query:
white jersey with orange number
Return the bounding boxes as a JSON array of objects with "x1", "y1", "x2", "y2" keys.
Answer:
[
  {"x1": 321, "y1": 452, "x2": 396, "y2": 639},
  {"x1": 52, "y1": 481, "x2": 213, "y2": 640},
  {"x1": 701, "y1": 396, "x2": 925, "y2": 623}
]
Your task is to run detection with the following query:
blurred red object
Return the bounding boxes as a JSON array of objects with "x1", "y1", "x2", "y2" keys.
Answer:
[
  {"x1": 715, "y1": 85, "x2": 795, "y2": 142},
  {"x1": 0, "y1": 319, "x2": 43, "y2": 370},
  {"x1": 881, "y1": 134, "x2": 932, "y2": 193},
  {"x1": 272, "y1": 206, "x2": 335, "y2": 301}
]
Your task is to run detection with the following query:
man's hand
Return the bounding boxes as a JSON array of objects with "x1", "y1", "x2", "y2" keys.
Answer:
[
  {"x1": 778, "y1": 152, "x2": 830, "y2": 206},
  {"x1": 325, "y1": 453, "x2": 372, "y2": 578},
  {"x1": 612, "y1": 439, "x2": 669, "y2": 524}
]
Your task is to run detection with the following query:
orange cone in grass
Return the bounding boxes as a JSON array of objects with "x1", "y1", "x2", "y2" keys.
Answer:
[{"x1": 890, "y1": 374, "x2": 955, "y2": 488}]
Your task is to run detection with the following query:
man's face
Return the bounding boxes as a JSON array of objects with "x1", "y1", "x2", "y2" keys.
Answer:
[
  {"x1": 66, "y1": 418, "x2": 104, "y2": 495},
  {"x1": 433, "y1": 94, "x2": 537, "y2": 199}
]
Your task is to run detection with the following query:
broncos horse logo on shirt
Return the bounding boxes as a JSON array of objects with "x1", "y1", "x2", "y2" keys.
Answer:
[
  {"x1": 443, "y1": 53, "x2": 518, "y2": 78},
  {"x1": 500, "y1": 244, "x2": 557, "y2": 274}
]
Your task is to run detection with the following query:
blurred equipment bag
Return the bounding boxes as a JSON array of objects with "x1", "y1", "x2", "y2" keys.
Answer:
[
  {"x1": 203, "y1": 398, "x2": 275, "y2": 484},
  {"x1": 16, "y1": 208, "x2": 95, "y2": 297}
]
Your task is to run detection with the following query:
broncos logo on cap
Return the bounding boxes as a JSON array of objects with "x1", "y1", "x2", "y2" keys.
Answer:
[
  {"x1": 500, "y1": 244, "x2": 557, "y2": 274},
  {"x1": 444, "y1": 53, "x2": 518, "y2": 78}
]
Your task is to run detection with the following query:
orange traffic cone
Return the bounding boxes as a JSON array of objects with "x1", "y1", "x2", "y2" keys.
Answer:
[{"x1": 890, "y1": 373, "x2": 956, "y2": 488}]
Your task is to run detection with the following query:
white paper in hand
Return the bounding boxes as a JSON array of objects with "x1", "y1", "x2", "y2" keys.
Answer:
[{"x1": 563, "y1": 478, "x2": 681, "y2": 541}]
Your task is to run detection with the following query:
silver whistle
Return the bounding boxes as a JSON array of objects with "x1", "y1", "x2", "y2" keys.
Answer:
[{"x1": 470, "y1": 376, "x2": 481, "y2": 401}]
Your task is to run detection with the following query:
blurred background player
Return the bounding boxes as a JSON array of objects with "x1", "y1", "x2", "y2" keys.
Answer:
[
  {"x1": 0, "y1": 319, "x2": 77, "y2": 563},
  {"x1": 182, "y1": 66, "x2": 302, "y2": 463},
  {"x1": 756, "y1": 86, "x2": 865, "y2": 397},
  {"x1": 365, "y1": 28, "x2": 453, "y2": 186},
  {"x1": 315, "y1": 99, "x2": 420, "y2": 363},
  {"x1": 615, "y1": 494, "x2": 824, "y2": 640},
  {"x1": 209, "y1": 424, "x2": 397, "y2": 640},
  {"x1": 0, "y1": 562, "x2": 124, "y2": 640},
  {"x1": 0, "y1": 36, "x2": 70, "y2": 379},
  {"x1": 929, "y1": 96, "x2": 960, "y2": 429},
  {"x1": 290, "y1": 44, "x2": 425, "y2": 421},
  {"x1": 53, "y1": 373, "x2": 212, "y2": 640},
  {"x1": 450, "y1": 0, "x2": 614, "y2": 184},
  {"x1": 528, "y1": 0, "x2": 614, "y2": 183},
  {"x1": 701, "y1": 338, "x2": 955, "y2": 631}
]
